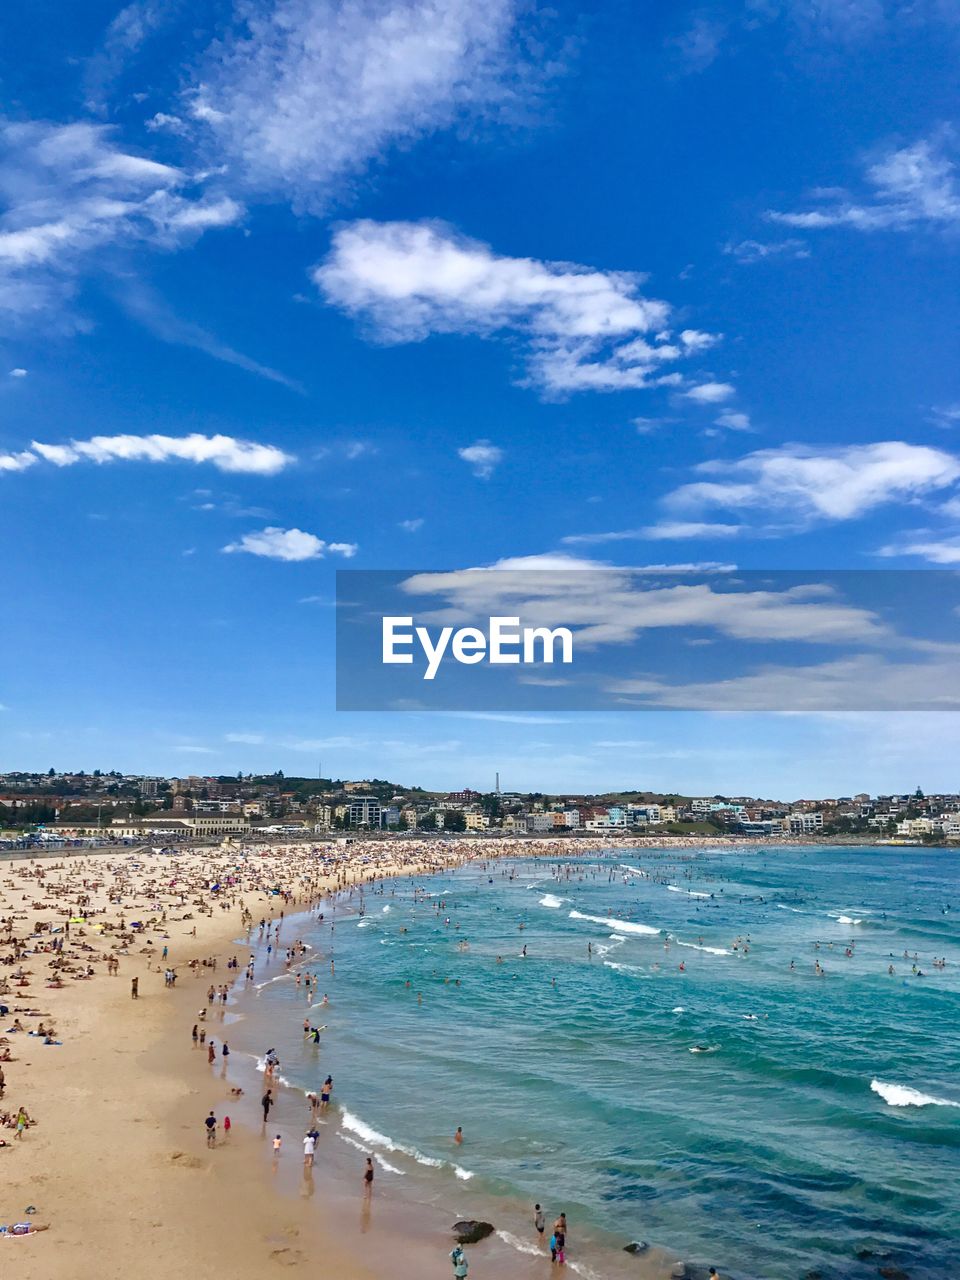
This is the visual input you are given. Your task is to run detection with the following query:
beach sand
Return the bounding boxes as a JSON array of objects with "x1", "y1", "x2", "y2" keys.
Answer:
[{"x1": 0, "y1": 836, "x2": 650, "y2": 1280}]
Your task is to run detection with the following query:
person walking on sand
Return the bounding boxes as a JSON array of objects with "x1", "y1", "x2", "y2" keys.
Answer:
[
  {"x1": 363, "y1": 1156, "x2": 374, "y2": 1193},
  {"x1": 204, "y1": 1110, "x2": 217, "y2": 1147},
  {"x1": 450, "y1": 1245, "x2": 469, "y2": 1277},
  {"x1": 303, "y1": 1131, "x2": 316, "y2": 1167},
  {"x1": 207, "y1": 1041, "x2": 216, "y2": 1065},
  {"x1": 262, "y1": 1089, "x2": 274, "y2": 1122},
  {"x1": 273, "y1": 1134, "x2": 283, "y2": 1155},
  {"x1": 534, "y1": 1204, "x2": 545, "y2": 1242},
  {"x1": 130, "y1": 976, "x2": 138, "y2": 999}
]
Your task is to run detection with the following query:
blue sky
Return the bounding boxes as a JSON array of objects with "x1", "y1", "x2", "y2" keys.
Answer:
[{"x1": 2, "y1": 0, "x2": 960, "y2": 794}]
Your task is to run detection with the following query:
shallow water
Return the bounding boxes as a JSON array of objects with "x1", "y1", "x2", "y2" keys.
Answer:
[{"x1": 233, "y1": 846, "x2": 960, "y2": 1280}]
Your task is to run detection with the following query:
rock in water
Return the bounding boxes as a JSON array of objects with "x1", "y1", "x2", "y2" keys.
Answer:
[
  {"x1": 452, "y1": 1221, "x2": 494, "y2": 1244},
  {"x1": 671, "y1": 1265, "x2": 688, "y2": 1279},
  {"x1": 624, "y1": 1241, "x2": 650, "y2": 1254}
]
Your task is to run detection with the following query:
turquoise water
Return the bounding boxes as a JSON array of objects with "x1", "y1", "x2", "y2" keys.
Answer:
[{"x1": 241, "y1": 847, "x2": 960, "y2": 1280}]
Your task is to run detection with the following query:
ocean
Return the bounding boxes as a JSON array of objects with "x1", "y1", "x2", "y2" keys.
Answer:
[{"x1": 230, "y1": 846, "x2": 960, "y2": 1280}]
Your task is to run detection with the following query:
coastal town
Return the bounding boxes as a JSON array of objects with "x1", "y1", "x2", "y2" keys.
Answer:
[{"x1": 0, "y1": 769, "x2": 957, "y2": 845}]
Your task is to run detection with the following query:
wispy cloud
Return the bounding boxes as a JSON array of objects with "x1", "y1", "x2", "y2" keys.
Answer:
[
  {"x1": 223, "y1": 526, "x2": 357, "y2": 561},
  {"x1": 1, "y1": 432, "x2": 292, "y2": 476},
  {"x1": 723, "y1": 238, "x2": 810, "y2": 264},
  {"x1": 768, "y1": 134, "x2": 960, "y2": 232},
  {"x1": 0, "y1": 119, "x2": 243, "y2": 331},
  {"x1": 189, "y1": 0, "x2": 534, "y2": 208},
  {"x1": 876, "y1": 533, "x2": 960, "y2": 564},
  {"x1": 666, "y1": 441, "x2": 960, "y2": 524},
  {"x1": 670, "y1": 14, "x2": 726, "y2": 72},
  {"x1": 459, "y1": 439, "x2": 503, "y2": 479},
  {"x1": 398, "y1": 517, "x2": 424, "y2": 532},
  {"x1": 115, "y1": 281, "x2": 300, "y2": 389},
  {"x1": 314, "y1": 220, "x2": 719, "y2": 397},
  {"x1": 562, "y1": 522, "x2": 741, "y2": 545}
]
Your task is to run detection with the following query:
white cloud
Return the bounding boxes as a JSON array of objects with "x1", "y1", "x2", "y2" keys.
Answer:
[
  {"x1": 190, "y1": 0, "x2": 529, "y2": 207},
  {"x1": 671, "y1": 14, "x2": 726, "y2": 71},
  {"x1": 768, "y1": 134, "x2": 960, "y2": 232},
  {"x1": 608, "y1": 653, "x2": 960, "y2": 712},
  {"x1": 223, "y1": 526, "x2": 357, "y2": 561},
  {"x1": 15, "y1": 432, "x2": 293, "y2": 476},
  {"x1": 876, "y1": 534, "x2": 960, "y2": 564},
  {"x1": 9, "y1": 367, "x2": 27, "y2": 377},
  {"x1": 400, "y1": 557, "x2": 889, "y2": 648},
  {"x1": 562, "y1": 522, "x2": 741, "y2": 545},
  {"x1": 0, "y1": 119, "x2": 243, "y2": 330},
  {"x1": 931, "y1": 403, "x2": 960, "y2": 428},
  {"x1": 723, "y1": 237, "x2": 810, "y2": 264},
  {"x1": 714, "y1": 410, "x2": 751, "y2": 431},
  {"x1": 459, "y1": 439, "x2": 503, "y2": 479},
  {"x1": 398, "y1": 517, "x2": 424, "y2": 532},
  {"x1": 224, "y1": 732, "x2": 265, "y2": 744},
  {"x1": 666, "y1": 441, "x2": 960, "y2": 523},
  {"x1": 684, "y1": 381, "x2": 735, "y2": 404},
  {"x1": 116, "y1": 282, "x2": 298, "y2": 389},
  {"x1": 0, "y1": 450, "x2": 36, "y2": 473},
  {"x1": 314, "y1": 220, "x2": 716, "y2": 396}
]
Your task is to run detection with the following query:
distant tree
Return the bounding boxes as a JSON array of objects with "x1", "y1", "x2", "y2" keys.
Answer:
[
  {"x1": 47, "y1": 766, "x2": 55, "y2": 777},
  {"x1": 443, "y1": 810, "x2": 466, "y2": 832}
]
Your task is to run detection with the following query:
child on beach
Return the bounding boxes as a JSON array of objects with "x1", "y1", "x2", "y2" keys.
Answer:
[{"x1": 273, "y1": 1134, "x2": 282, "y2": 1155}]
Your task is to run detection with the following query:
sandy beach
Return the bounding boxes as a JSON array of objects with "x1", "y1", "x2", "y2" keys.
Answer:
[{"x1": 0, "y1": 835, "x2": 635, "y2": 1280}]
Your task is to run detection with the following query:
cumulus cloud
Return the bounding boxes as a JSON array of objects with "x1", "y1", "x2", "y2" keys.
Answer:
[
  {"x1": 223, "y1": 526, "x2": 357, "y2": 560},
  {"x1": 190, "y1": 0, "x2": 530, "y2": 207},
  {"x1": 768, "y1": 134, "x2": 960, "y2": 232},
  {"x1": 1, "y1": 432, "x2": 292, "y2": 476},
  {"x1": 0, "y1": 119, "x2": 243, "y2": 331},
  {"x1": 666, "y1": 441, "x2": 960, "y2": 524},
  {"x1": 683, "y1": 381, "x2": 735, "y2": 404},
  {"x1": 398, "y1": 517, "x2": 424, "y2": 532},
  {"x1": 458, "y1": 439, "x2": 503, "y2": 478},
  {"x1": 315, "y1": 219, "x2": 718, "y2": 396}
]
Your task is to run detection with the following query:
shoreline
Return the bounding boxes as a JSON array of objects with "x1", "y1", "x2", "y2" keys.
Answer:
[{"x1": 2, "y1": 835, "x2": 649, "y2": 1279}]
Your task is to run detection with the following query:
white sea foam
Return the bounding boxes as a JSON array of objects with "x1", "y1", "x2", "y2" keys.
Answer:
[
  {"x1": 495, "y1": 1230, "x2": 542, "y2": 1257},
  {"x1": 672, "y1": 1006, "x2": 686, "y2": 1013},
  {"x1": 674, "y1": 938, "x2": 730, "y2": 956},
  {"x1": 254, "y1": 973, "x2": 292, "y2": 991},
  {"x1": 340, "y1": 1109, "x2": 473, "y2": 1178},
  {"x1": 668, "y1": 885, "x2": 711, "y2": 899},
  {"x1": 338, "y1": 1131, "x2": 404, "y2": 1173},
  {"x1": 871, "y1": 1079, "x2": 960, "y2": 1108},
  {"x1": 835, "y1": 915, "x2": 863, "y2": 925},
  {"x1": 570, "y1": 910, "x2": 659, "y2": 935},
  {"x1": 539, "y1": 893, "x2": 565, "y2": 909},
  {"x1": 689, "y1": 1045, "x2": 720, "y2": 1053},
  {"x1": 620, "y1": 864, "x2": 647, "y2": 877},
  {"x1": 603, "y1": 961, "x2": 647, "y2": 976},
  {"x1": 357, "y1": 920, "x2": 371, "y2": 928}
]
